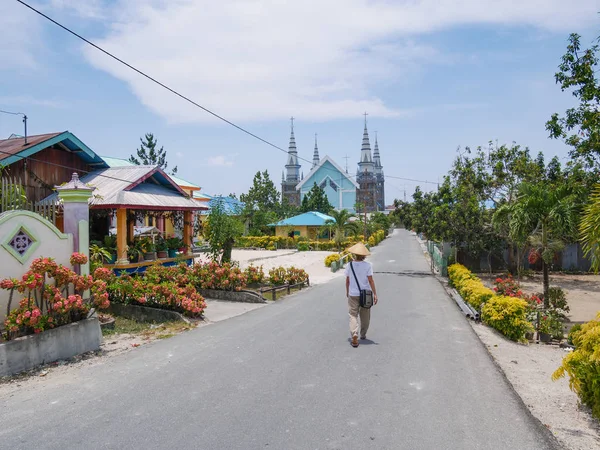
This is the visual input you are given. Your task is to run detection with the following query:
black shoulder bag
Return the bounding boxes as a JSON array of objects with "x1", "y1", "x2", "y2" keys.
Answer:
[{"x1": 349, "y1": 262, "x2": 374, "y2": 309}]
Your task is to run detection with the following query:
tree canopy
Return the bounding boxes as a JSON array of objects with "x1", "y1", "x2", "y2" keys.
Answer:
[
  {"x1": 300, "y1": 183, "x2": 333, "y2": 214},
  {"x1": 129, "y1": 133, "x2": 177, "y2": 175}
]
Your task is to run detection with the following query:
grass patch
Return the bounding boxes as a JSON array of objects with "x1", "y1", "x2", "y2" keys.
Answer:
[{"x1": 102, "y1": 317, "x2": 194, "y2": 339}]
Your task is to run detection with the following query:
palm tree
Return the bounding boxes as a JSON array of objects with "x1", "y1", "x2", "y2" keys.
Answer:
[
  {"x1": 498, "y1": 182, "x2": 576, "y2": 306},
  {"x1": 580, "y1": 184, "x2": 600, "y2": 272},
  {"x1": 326, "y1": 209, "x2": 359, "y2": 251}
]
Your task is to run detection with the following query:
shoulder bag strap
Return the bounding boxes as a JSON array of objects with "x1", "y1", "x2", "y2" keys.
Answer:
[{"x1": 349, "y1": 262, "x2": 361, "y2": 290}]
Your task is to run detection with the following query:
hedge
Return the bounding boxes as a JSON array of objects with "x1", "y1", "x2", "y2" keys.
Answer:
[
  {"x1": 448, "y1": 263, "x2": 532, "y2": 342},
  {"x1": 553, "y1": 314, "x2": 600, "y2": 419}
]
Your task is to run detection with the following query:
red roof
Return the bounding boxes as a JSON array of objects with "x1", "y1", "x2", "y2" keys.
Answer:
[{"x1": 0, "y1": 132, "x2": 63, "y2": 161}]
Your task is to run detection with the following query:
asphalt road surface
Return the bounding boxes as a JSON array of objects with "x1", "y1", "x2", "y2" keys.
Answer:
[{"x1": 0, "y1": 230, "x2": 559, "y2": 450}]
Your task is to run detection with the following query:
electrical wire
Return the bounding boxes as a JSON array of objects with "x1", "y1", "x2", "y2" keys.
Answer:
[{"x1": 0, "y1": 110, "x2": 26, "y2": 116}]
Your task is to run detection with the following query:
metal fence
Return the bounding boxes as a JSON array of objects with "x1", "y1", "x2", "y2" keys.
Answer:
[
  {"x1": 1, "y1": 175, "x2": 60, "y2": 225},
  {"x1": 427, "y1": 241, "x2": 448, "y2": 276}
]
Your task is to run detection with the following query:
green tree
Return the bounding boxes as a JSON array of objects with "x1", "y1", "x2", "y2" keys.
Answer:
[
  {"x1": 129, "y1": 133, "x2": 177, "y2": 175},
  {"x1": 326, "y1": 209, "x2": 359, "y2": 250},
  {"x1": 499, "y1": 182, "x2": 577, "y2": 305},
  {"x1": 300, "y1": 183, "x2": 333, "y2": 214},
  {"x1": 546, "y1": 33, "x2": 600, "y2": 167},
  {"x1": 240, "y1": 171, "x2": 281, "y2": 235},
  {"x1": 205, "y1": 197, "x2": 244, "y2": 263}
]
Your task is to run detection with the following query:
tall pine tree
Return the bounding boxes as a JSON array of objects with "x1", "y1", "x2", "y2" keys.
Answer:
[
  {"x1": 300, "y1": 183, "x2": 333, "y2": 214},
  {"x1": 129, "y1": 133, "x2": 178, "y2": 175}
]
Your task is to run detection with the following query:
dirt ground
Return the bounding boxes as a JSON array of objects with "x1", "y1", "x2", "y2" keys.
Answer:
[
  {"x1": 478, "y1": 272, "x2": 600, "y2": 323},
  {"x1": 472, "y1": 323, "x2": 600, "y2": 450}
]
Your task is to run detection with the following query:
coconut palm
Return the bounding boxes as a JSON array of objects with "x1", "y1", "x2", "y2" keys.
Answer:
[
  {"x1": 326, "y1": 209, "x2": 359, "y2": 251},
  {"x1": 497, "y1": 182, "x2": 577, "y2": 306}
]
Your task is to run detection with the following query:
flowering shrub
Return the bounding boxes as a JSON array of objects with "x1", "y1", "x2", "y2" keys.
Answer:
[
  {"x1": 1, "y1": 255, "x2": 109, "y2": 339},
  {"x1": 286, "y1": 267, "x2": 309, "y2": 285},
  {"x1": 268, "y1": 267, "x2": 287, "y2": 286},
  {"x1": 528, "y1": 248, "x2": 540, "y2": 265},
  {"x1": 106, "y1": 264, "x2": 205, "y2": 317},
  {"x1": 481, "y1": 296, "x2": 534, "y2": 342},
  {"x1": 493, "y1": 276, "x2": 522, "y2": 297},
  {"x1": 324, "y1": 253, "x2": 340, "y2": 267},
  {"x1": 553, "y1": 313, "x2": 600, "y2": 419},
  {"x1": 449, "y1": 264, "x2": 533, "y2": 342},
  {"x1": 448, "y1": 264, "x2": 494, "y2": 309},
  {"x1": 192, "y1": 261, "x2": 247, "y2": 291},
  {"x1": 244, "y1": 264, "x2": 265, "y2": 285}
]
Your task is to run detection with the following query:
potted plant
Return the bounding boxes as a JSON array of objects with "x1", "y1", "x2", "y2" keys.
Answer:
[
  {"x1": 142, "y1": 238, "x2": 157, "y2": 261},
  {"x1": 103, "y1": 235, "x2": 117, "y2": 264},
  {"x1": 127, "y1": 240, "x2": 144, "y2": 263},
  {"x1": 538, "y1": 312, "x2": 562, "y2": 343},
  {"x1": 156, "y1": 237, "x2": 168, "y2": 259},
  {"x1": 166, "y1": 236, "x2": 183, "y2": 258}
]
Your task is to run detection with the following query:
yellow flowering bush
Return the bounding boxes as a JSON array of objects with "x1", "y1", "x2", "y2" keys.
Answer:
[
  {"x1": 481, "y1": 296, "x2": 533, "y2": 342},
  {"x1": 553, "y1": 314, "x2": 600, "y2": 419},
  {"x1": 324, "y1": 253, "x2": 341, "y2": 267},
  {"x1": 450, "y1": 264, "x2": 533, "y2": 342}
]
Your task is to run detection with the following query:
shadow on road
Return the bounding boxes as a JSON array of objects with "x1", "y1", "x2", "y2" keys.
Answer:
[{"x1": 346, "y1": 337, "x2": 379, "y2": 346}]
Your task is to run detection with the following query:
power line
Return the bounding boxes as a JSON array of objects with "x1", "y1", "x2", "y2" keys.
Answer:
[
  {"x1": 16, "y1": 0, "x2": 441, "y2": 190},
  {"x1": 0, "y1": 109, "x2": 26, "y2": 116}
]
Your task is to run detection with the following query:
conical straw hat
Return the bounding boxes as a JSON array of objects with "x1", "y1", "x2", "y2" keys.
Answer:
[{"x1": 347, "y1": 242, "x2": 370, "y2": 256}]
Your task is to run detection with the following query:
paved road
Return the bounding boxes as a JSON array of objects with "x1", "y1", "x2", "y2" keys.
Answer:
[{"x1": 0, "y1": 230, "x2": 558, "y2": 450}]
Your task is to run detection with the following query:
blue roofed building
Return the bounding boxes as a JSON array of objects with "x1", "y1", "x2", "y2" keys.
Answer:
[{"x1": 270, "y1": 211, "x2": 335, "y2": 240}]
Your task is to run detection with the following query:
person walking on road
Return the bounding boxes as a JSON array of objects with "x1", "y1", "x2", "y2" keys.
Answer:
[{"x1": 345, "y1": 242, "x2": 378, "y2": 348}]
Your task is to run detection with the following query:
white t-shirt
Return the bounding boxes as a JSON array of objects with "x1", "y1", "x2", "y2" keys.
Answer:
[{"x1": 345, "y1": 261, "x2": 373, "y2": 296}]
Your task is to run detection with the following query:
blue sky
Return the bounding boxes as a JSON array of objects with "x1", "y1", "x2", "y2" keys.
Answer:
[{"x1": 0, "y1": 0, "x2": 598, "y2": 203}]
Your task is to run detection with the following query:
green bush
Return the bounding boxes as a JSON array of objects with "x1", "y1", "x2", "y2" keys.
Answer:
[
  {"x1": 297, "y1": 242, "x2": 310, "y2": 251},
  {"x1": 553, "y1": 315, "x2": 600, "y2": 419},
  {"x1": 568, "y1": 323, "x2": 583, "y2": 346},
  {"x1": 481, "y1": 296, "x2": 534, "y2": 342}
]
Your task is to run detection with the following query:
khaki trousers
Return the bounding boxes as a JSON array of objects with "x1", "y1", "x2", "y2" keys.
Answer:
[{"x1": 348, "y1": 295, "x2": 370, "y2": 338}]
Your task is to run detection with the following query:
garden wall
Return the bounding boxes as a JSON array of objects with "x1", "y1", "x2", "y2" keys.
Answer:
[
  {"x1": 198, "y1": 289, "x2": 266, "y2": 303},
  {"x1": 0, "y1": 211, "x2": 74, "y2": 323},
  {"x1": 0, "y1": 316, "x2": 101, "y2": 376}
]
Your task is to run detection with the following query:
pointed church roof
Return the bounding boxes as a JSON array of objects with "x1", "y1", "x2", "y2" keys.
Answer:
[
  {"x1": 358, "y1": 114, "x2": 374, "y2": 172},
  {"x1": 296, "y1": 155, "x2": 359, "y2": 190},
  {"x1": 312, "y1": 133, "x2": 320, "y2": 168}
]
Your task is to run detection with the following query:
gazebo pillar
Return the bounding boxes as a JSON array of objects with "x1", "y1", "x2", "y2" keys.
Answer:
[
  {"x1": 116, "y1": 208, "x2": 128, "y2": 265},
  {"x1": 183, "y1": 210, "x2": 193, "y2": 255}
]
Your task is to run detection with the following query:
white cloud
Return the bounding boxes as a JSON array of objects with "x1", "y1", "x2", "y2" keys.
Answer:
[
  {"x1": 0, "y1": 2, "x2": 44, "y2": 71},
  {"x1": 207, "y1": 155, "x2": 235, "y2": 167},
  {"x1": 6, "y1": 0, "x2": 599, "y2": 120}
]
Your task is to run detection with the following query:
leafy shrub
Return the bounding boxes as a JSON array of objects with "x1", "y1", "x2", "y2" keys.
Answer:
[
  {"x1": 268, "y1": 267, "x2": 287, "y2": 286},
  {"x1": 568, "y1": 323, "x2": 582, "y2": 346},
  {"x1": 538, "y1": 310, "x2": 565, "y2": 339},
  {"x1": 244, "y1": 264, "x2": 265, "y2": 285},
  {"x1": 367, "y1": 236, "x2": 376, "y2": 247},
  {"x1": 537, "y1": 287, "x2": 569, "y2": 314},
  {"x1": 1, "y1": 255, "x2": 110, "y2": 339},
  {"x1": 553, "y1": 314, "x2": 600, "y2": 419},
  {"x1": 448, "y1": 264, "x2": 494, "y2": 309},
  {"x1": 324, "y1": 253, "x2": 341, "y2": 267},
  {"x1": 493, "y1": 276, "x2": 522, "y2": 297},
  {"x1": 481, "y1": 296, "x2": 534, "y2": 342},
  {"x1": 107, "y1": 263, "x2": 206, "y2": 317},
  {"x1": 191, "y1": 261, "x2": 247, "y2": 291},
  {"x1": 286, "y1": 267, "x2": 309, "y2": 285},
  {"x1": 297, "y1": 242, "x2": 310, "y2": 251}
]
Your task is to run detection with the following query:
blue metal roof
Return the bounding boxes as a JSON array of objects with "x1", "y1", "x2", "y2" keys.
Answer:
[
  {"x1": 270, "y1": 211, "x2": 335, "y2": 227},
  {"x1": 198, "y1": 194, "x2": 245, "y2": 215}
]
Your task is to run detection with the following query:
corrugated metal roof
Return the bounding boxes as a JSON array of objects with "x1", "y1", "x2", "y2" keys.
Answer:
[
  {"x1": 270, "y1": 211, "x2": 334, "y2": 227},
  {"x1": 0, "y1": 132, "x2": 62, "y2": 161},
  {"x1": 45, "y1": 166, "x2": 204, "y2": 210},
  {"x1": 0, "y1": 131, "x2": 108, "y2": 169},
  {"x1": 101, "y1": 156, "x2": 134, "y2": 167},
  {"x1": 101, "y1": 156, "x2": 200, "y2": 189}
]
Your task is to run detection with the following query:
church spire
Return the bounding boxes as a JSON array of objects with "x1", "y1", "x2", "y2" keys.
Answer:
[
  {"x1": 358, "y1": 112, "x2": 374, "y2": 173},
  {"x1": 373, "y1": 132, "x2": 383, "y2": 175},
  {"x1": 312, "y1": 133, "x2": 320, "y2": 169},
  {"x1": 285, "y1": 117, "x2": 301, "y2": 182}
]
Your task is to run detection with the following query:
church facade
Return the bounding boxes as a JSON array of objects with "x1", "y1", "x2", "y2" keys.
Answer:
[{"x1": 281, "y1": 117, "x2": 385, "y2": 213}]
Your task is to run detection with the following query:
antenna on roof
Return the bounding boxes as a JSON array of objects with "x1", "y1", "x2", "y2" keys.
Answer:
[{"x1": 0, "y1": 109, "x2": 28, "y2": 145}]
